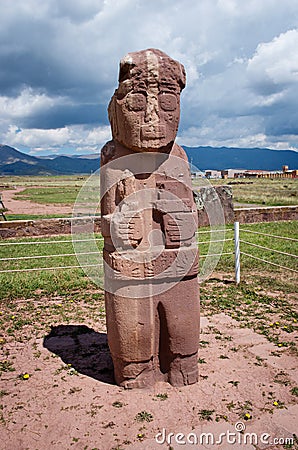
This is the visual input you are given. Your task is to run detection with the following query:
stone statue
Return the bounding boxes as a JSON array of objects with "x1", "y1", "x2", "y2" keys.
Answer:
[{"x1": 100, "y1": 49, "x2": 200, "y2": 388}]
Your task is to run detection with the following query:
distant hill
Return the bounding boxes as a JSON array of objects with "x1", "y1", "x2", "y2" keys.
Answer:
[
  {"x1": 1, "y1": 160, "x2": 60, "y2": 176},
  {"x1": 0, "y1": 145, "x2": 40, "y2": 166},
  {"x1": 0, "y1": 144, "x2": 297, "y2": 175},
  {"x1": 0, "y1": 145, "x2": 56, "y2": 175},
  {"x1": 183, "y1": 146, "x2": 298, "y2": 171},
  {"x1": 42, "y1": 155, "x2": 99, "y2": 174},
  {"x1": 0, "y1": 145, "x2": 100, "y2": 175}
]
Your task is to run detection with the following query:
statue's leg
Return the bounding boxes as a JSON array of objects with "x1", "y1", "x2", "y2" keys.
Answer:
[
  {"x1": 159, "y1": 277, "x2": 200, "y2": 386},
  {"x1": 105, "y1": 292, "x2": 157, "y2": 388}
]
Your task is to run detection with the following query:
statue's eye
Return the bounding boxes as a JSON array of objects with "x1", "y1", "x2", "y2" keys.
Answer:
[
  {"x1": 126, "y1": 93, "x2": 146, "y2": 111},
  {"x1": 159, "y1": 93, "x2": 177, "y2": 111}
]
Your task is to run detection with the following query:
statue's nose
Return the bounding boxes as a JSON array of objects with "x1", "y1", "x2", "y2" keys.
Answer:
[
  {"x1": 144, "y1": 91, "x2": 159, "y2": 124},
  {"x1": 142, "y1": 91, "x2": 165, "y2": 140}
]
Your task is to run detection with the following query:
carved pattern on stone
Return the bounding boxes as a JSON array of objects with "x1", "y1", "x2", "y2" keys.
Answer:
[{"x1": 101, "y1": 49, "x2": 199, "y2": 388}]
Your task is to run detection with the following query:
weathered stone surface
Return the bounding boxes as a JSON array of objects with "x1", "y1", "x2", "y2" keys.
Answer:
[
  {"x1": 0, "y1": 216, "x2": 101, "y2": 239},
  {"x1": 100, "y1": 48, "x2": 199, "y2": 388},
  {"x1": 104, "y1": 277, "x2": 200, "y2": 388},
  {"x1": 235, "y1": 205, "x2": 298, "y2": 223},
  {"x1": 195, "y1": 185, "x2": 234, "y2": 226},
  {"x1": 108, "y1": 48, "x2": 185, "y2": 153}
]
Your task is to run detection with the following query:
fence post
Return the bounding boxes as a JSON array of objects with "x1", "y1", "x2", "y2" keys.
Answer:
[{"x1": 234, "y1": 221, "x2": 240, "y2": 284}]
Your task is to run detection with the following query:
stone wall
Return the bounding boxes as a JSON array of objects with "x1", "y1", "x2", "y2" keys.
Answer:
[
  {"x1": 0, "y1": 216, "x2": 101, "y2": 239},
  {"x1": 234, "y1": 205, "x2": 298, "y2": 224}
]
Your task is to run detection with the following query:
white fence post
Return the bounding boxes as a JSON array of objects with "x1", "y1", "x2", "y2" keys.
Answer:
[{"x1": 234, "y1": 221, "x2": 240, "y2": 284}]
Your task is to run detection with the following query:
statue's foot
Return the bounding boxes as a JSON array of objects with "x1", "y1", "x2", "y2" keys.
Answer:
[
  {"x1": 121, "y1": 373, "x2": 154, "y2": 389},
  {"x1": 114, "y1": 359, "x2": 156, "y2": 389},
  {"x1": 168, "y1": 353, "x2": 198, "y2": 387}
]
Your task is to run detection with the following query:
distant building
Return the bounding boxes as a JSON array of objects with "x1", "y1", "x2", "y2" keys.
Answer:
[
  {"x1": 242, "y1": 169, "x2": 272, "y2": 178},
  {"x1": 205, "y1": 170, "x2": 222, "y2": 179},
  {"x1": 221, "y1": 169, "x2": 246, "y2": 179},
  {"x1": 220, "y1": 166, "x2": 298, "y2": 179},
  {"x1": 191, "y1": 171, "x2": 204, "y2": 178}
]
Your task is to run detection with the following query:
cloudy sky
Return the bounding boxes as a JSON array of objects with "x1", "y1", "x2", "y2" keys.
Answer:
[{"x1": 1, "y1": 0, "x2": 298, "y2": 156}]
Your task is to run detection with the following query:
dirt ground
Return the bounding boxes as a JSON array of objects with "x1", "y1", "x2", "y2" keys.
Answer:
[
  {"x1": 1, "y1": 187, "x2": 73, "y2": 216},
  {"x1": 1, "y1": 187, "x2": 297, "y2": 449},
  {"x1": 1, "y1": 308, "x2": 297, "y2": 450}
]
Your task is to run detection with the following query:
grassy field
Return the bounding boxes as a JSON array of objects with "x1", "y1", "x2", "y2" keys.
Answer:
[
  {"x1": 0, "y1": 233, "x2": 104, "y2": 300},
  {"x1": 1, "y1": 176, "x2": 297, "y2": 217},
  {"x1": 14, "y1": 187, "x2": 82, "y2": 205},
  {"x1": 1, "y1": 175, "x2": 87, "y2": 212},
  {"x1": 6, "y1": 214, "x2": 71, "y2": 220},
  {"x1": 1, "y1": 176, "x2": 297, "y2": 448},
  {"x1": 199, "y1": 220, "x2": 298, "y2": 272},
  {"x1": 0, "y1": 222, "x2": 297, "y2": 358},
  {"x1": 0, "y1": 175, "x2": 88, "y2": 188},
  {"x1": 199, "y1": 221, "x2": 298, "y2": 355},
  {"x1": 206, "y1": 177, "x2": 298, "y2": 206},
  {"x1": 0, "y1": 221, "x2": 297, "y2": 299}
]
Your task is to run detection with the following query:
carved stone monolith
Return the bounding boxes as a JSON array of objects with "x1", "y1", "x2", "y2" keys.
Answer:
[{"x1": 100, "y1": 48, "x2": 199, "y2": 388}]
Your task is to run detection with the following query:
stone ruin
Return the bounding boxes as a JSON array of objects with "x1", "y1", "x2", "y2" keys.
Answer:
[{"x1": 100, "y1": 49, "x2": 199, "y2": 388}]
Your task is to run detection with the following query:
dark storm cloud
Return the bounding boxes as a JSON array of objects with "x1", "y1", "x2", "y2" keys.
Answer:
[
  {"x1": 264, "y1": 106, "x2": 298, "y2": 137},
  {"x1": 20, "y1": 103, "x2": 109, "y2": 130},
  {"x1": 1, "y1": 0, "x2": 298, "y2": 153},
  {"x1": 0, "y1": 0, "x2": 114, "y2": 101}
]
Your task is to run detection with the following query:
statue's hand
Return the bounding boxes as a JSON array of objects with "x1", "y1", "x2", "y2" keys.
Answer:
[{"x1": 111, "y1": 210, "x2": 143, "y2": 249}]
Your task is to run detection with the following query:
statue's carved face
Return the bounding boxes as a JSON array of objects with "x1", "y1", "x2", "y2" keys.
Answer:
[{"x1": 108, "y1": 49, "x2": 185, "y2": 152}]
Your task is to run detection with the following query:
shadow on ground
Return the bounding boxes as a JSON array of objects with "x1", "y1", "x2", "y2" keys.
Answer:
[{"x1": 43, "y1": 324, "x2": 115, "y2": 384}]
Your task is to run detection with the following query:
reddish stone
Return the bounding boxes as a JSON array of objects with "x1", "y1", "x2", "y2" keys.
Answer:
[{"x1": 100, "y1": 49, "x2": 199, "y2": 388}]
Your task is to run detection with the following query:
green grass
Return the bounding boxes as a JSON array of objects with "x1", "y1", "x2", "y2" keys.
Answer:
[
  {"x1": 193, "y1": 178, "x2": 298, "y2": 206},
  {"x1": 135, "y1": 411, "x2": 154, "y2": 422},
  {"x1": 0, "y1": 221, "x2": 296, "y2": 355},
  {"x1": 3, "y1": 175, "x2": 298, "y2": 207},
  {"x1": 0, "y1": 175, "x2": 88, "y2": 188},
  {"x1": 6, "y1": 214, "x2": 71, "y2": 220},
  {"x1": 230, "y1": 178, "x2": 298, "y2": 206},
  {"x1": 0, "y1": 234, "x2": 104, "y2": 300},
  {"x1": 198, "y1": 409, "x2": 215, "y2": 421},
  {"x1": 198, "y1": 220, "x2": 298, "y2": 274},
  {"x1": 198, "y1": 221, "x2": 298, "y2": 354},
  {"x1": 14, "y1": 187, "x2": 81, "y2": 205},
  {"x1": 1, "y1": 175, "x2": 88, "y2": 216},
  {"x1": 201, "y1": 280, "x2": 298, "y2": 354},
  {"x1": 199, "y1": 221, "x2": 297, "y2": 356},
  {"x1": 228, "y1": 178, "x2": 297, "y2": 206},
  {"x1": 0, "y1": 221, "x2": 296, "y2": 301}
]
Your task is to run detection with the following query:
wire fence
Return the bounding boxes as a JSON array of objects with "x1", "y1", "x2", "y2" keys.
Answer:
[
  {"x1": 0, "y1": 223, "x2": 297, "y2": 282},
  {"x1": 0, "y1": 235, "x2": 103, "y2": 274},
  {"x1": 235, "y1": 222, "x2": 298, "y2": 282}
]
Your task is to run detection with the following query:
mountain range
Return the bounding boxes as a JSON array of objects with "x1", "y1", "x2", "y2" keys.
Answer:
[
  {"x1": 0, "y1": 144, "x2": 297, "y2": 175},
  {"x1": 0, "y1": 145, "x2": 100, "y2": 175}
]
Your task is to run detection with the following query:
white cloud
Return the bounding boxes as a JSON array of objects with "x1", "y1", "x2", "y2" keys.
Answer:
[
  {"x1": 1, "y1": 0, "x2": 298, "y2": 153},
  {"x1": 178, "y1": 114, "x2": 298, "y2": 151},
  {"x1": 0, "y1": 88, "x2": 66, "y2": 119},
  {"x1": 85, "y1": 127, "x2": 112, "y2": 145},
  {"x1": 4, "y1": 124, "x2": 111, "y2": 153},
  {"x1": 248, "y1": 29, "x2": 298, "y2": 88},
  {"x1": 6, "y1": 126, "x2": 71, "y2": 148},
  {"x1": 252, "y1": 91, "x2": 286, "y2": 107}
]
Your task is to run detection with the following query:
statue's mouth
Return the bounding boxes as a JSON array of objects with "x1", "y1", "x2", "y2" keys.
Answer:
[{"x1": 141, "y1": 124, "x2": 166, "y2": 140}]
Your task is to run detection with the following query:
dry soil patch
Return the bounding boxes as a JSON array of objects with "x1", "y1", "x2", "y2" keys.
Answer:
[
  {"x1": 1, "y1": 312, "x2": 297, "y2": 449},
  {"x1": 1, "y1": 187, "x2": 73, "y2": 216}
]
